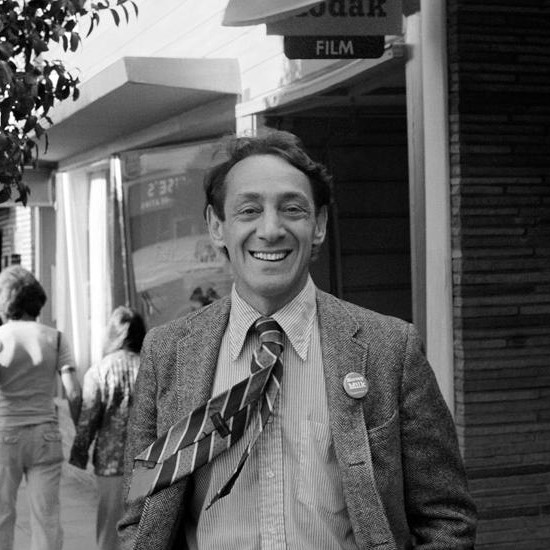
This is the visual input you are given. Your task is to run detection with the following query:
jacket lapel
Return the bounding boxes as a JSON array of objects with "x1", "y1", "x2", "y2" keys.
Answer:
[
  {"x1": 176, "y1": 296, "x2": 231, "y2": 416},
  {"x1": 317, "y1": 290, "x2": 395, "y2": 549},
  {"x1": 136, "y1": 299, "x2": 232, "y2": 550}
]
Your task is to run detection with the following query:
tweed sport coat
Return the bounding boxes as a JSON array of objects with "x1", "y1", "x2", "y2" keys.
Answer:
[{"x1": 119, "y1": 290, "x2": 477, "y2": 550}]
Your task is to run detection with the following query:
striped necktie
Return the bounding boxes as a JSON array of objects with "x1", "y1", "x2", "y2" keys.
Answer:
[{"x1": 128, "y1": 317, "x2": 284, "y2": 505}]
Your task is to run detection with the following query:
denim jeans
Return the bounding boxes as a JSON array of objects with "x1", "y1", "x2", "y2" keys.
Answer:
[
  {"x1": 97, "y1": 475, "x2": 124, "y2": 550},
  {"x1": 0, "y1": 422, "x2": 64, "y2": 550}
]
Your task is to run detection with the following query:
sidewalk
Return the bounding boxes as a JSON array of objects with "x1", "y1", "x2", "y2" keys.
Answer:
[{"x1": 13, "y1": 400, "x2": 99, "y2": 550}]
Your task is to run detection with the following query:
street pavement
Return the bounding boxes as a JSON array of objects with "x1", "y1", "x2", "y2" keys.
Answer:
[{"x1": 13, "y1": 399, "x2": 99, "y2": 550}]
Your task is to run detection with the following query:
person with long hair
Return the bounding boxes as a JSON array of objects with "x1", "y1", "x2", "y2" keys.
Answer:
[
  {"x1": 0, "y1": 265, "x2": 81, "y2": 550},
  {"x1": 70, "y1": 306, "x2": 146, "y2": 550}
]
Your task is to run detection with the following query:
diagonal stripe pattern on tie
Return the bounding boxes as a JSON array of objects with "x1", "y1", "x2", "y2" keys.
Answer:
[
  {"x1": 128, "y1": 317, "x2": 284, "y2": 503},
  {"x1": 205, "y1": 316, "x2": 284, "y2": 509}
]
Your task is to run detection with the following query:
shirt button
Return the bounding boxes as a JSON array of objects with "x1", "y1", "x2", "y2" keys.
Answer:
[{"x1": 266, "y1": 469, "x2": 275, "y2": 479}]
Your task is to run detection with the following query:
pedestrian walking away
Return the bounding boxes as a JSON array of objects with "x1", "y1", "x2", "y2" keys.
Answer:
[
  {"x1": 0, "y1": 266, "x2": 81, "y2": 550},
  {"x1": 70, "y1": 306, "x2": 146, "y2": 550}
]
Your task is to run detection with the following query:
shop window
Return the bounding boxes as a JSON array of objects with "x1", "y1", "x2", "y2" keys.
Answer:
[{"x1": 119, "y1": 141, "x2": 233, "y2": 329}]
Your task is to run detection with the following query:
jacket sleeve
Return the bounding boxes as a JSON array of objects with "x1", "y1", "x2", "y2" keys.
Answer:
[
  {"x1": 118, "y1": 329, "x2": 159, "y2": 550},
  {"x1": 69, "y1": 364, "x2": 102, "y2": 469},
  {"x1": 399, "y1": 323, "x2": 477, "y2": 549}
]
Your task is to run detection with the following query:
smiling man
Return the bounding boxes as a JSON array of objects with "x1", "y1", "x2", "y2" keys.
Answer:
[{"x1": 119, "y1": 131, "x2": 477, "y2": 550}]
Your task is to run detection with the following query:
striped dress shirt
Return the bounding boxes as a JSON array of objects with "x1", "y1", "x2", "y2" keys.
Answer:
[{"x1": 183, "y1": 276, "x2": 358, "y2": 549}]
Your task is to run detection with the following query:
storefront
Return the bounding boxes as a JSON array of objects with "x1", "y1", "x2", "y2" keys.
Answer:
[
  {"x1": 37, "y1": 2, "x2": 425, "y2": 382},
  {"x1": 18, "y1": 2, "x2": 549, "y2": 544},
  {"x1": 41, "y1": 56, "x2": 240, "y2": 371}
]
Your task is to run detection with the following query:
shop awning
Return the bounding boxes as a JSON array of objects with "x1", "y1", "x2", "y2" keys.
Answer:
[
  {"x1": 43, "y1": 57, "x2": 241, "y2": 163},
  {"x1": 223, "y1": 0, "x2": 321, "y2": 26}
]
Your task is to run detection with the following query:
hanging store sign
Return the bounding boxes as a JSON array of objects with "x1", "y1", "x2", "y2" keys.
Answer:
[
  {"x1": 223, "y1": 0, "x2": 322, "y2": 26},
  {"x1": 284, "y1": 35, "x2": 384, "y2": 59},
  {"x1": 267, "y1": 0, "x2": 402, "y2": 36}
]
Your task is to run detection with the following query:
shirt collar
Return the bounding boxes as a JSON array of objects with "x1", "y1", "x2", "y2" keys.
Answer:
[{"x1": 229, "y1": 276, "x2": 317, "y2": 362}]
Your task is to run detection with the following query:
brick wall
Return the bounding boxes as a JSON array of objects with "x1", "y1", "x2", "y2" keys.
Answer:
[
  {"x1": 447, "y1": 1, "x2": 550, "y2": 548},
  {"x1": 0, "y1": 207, "x2": 33, "y2": 271}
]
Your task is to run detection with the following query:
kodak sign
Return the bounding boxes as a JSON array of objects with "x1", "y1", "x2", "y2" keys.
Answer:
[{"x1": 267, "y1": 0, "x2": 402, "y2": 36}]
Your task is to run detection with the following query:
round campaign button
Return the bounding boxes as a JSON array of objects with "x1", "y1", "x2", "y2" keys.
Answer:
[{"x1": 343, "y1": 372, "x2": 369, "y2": 399}]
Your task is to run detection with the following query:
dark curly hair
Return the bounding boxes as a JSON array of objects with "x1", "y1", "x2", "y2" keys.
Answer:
[
  {"x1": 203, "y1": 130, "x2": 333, "y2": 221},
  {"x1": 0, "y1": 266, "x2": 47, "y2": 321}
]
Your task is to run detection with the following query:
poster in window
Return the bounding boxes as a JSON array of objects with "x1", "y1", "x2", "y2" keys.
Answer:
[{"x1": 120, "y1": 141, "x2": 233, "y2": 328}]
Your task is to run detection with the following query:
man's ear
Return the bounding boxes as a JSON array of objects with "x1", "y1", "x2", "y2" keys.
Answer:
[
  {"x1": 313, "y1": 205, "x2": 328, "y2": 246},
  {"x1": 311, "y1": 205, "x2": 328, "y2": 262},
  {"x1": 206, "y1": 204, "x2": 226, "y2": 250}
]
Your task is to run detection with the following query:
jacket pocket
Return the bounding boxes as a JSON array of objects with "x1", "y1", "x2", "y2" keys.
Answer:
[
  {"x1": 367, "y1": 408, "x2": 409, "y2": 543},
  {"x1": 367, "y1": 409, "x2": 401, "y2": 472}
]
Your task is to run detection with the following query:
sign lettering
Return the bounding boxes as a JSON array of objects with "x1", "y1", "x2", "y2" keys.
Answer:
[
  {"x1": 128, "y1": 174, "x2": 187, "y2": 216},
  {"x1": 299, "y1": 0, "x2": 387, "y2": 18},
  {"x1": 267, "y1": 0, "x2": 402, "y2": 36},
  {"x1": 284, "y1": 35, "x2": 384, "y2": 59}
]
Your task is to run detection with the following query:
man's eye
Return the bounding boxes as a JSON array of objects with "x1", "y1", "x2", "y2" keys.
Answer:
[
  {"x1": 238, "y1": 207, "x2": 260, "y2": 216},
  {"x1": 283, "y1": 205, "x2": 307, "y2": 215}
]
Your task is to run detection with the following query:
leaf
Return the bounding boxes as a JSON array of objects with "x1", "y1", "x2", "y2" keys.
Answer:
[
  {"x1": 0, "y1": 42, "x2": 14, "y2": 61},
  {"x1": 42, "y1": 93, "x2": 54, "y2": 115},
  {"x1": 0, "y1": 132, "x2": 9, "y2": 151},
  {"x1": 15, "y1": 182, "x2": 29, "y2": 206},
  {"x1": 0, "y1": 98, "x2": 14, "y2": 128},
  {"x1": 121, "y1": 4, "x2": 129, "y2": 23},
  {"x1": 34, "y1": 122, "x2": 45, "y2": 138},
  {"x1": 54, "y1": 75, "x2": 65, "y2": 96},
  {"x1": 0, "y1": 60, "x2": 13, "y2": 88},
  {"x1": 110, "y1": 8, "x2": 121, "y2": 26},
  {"x1": 72, "y1": 87, "x2": 80, "y2": 101},
  {"x1": 59, "y1": 86, "x2": 70, "y2": 100},
  {"x1": 62, "y1": 35, "x2": 69, "y2": 51},
  {"x1": 70, "y1": 31, "x2": 80, "y2": 52},
  {"x1": 87, "y1": 16, "x2": 95, "y2": 37},
  {"x1": 23, "y1": 115, "x2": 37, "y2": 133},
  {"x1": 32, "y1": 38, "x2": 49, "y2": 55},
  {"x1": 131, "y1": 1, "x2": 138, "y2": 17},
  {"x1": 0, "y1": 185, "x2": 12, "y2": 204}
]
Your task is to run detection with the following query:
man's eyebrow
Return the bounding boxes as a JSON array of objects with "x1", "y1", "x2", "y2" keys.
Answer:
[
  {"x1": 280, "y1": 191, "x2": 310, "y2": 201},
  {"x1": 232, "y1": 191, "x2": 310, "y2": 202},
  {"x1": 233, "y1": 192, "x2": 261, "y2": 202}
]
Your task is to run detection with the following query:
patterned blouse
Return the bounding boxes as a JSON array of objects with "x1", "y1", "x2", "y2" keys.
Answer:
[{"x1": 69, "y1": 349, "x2": 140, "y2": 476}]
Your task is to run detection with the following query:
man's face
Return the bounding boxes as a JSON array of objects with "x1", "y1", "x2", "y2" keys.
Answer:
[{"x1": 207, "y1": 154, "x2": 327, "y2": 314}]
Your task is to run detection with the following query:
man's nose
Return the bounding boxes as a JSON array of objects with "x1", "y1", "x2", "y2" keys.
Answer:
[{"x1": 257, "y1": 210, "x2": 285, "y2": 240}]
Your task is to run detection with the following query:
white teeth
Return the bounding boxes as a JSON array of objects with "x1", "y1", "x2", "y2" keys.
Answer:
[{"x1": 252, "y1": 251, "x2": 287, "y2": 261}]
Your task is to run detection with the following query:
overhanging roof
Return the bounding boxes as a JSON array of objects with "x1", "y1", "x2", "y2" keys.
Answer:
[
  {"x1": 223, "y1": 0, "x2": 320, "y2": 26},
  {"x1": 42, "y1": 57, "x2": 241, "y2": 163}
]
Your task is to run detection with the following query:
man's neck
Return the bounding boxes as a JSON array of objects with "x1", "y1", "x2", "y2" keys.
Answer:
[{"x1": 234, "y1": 278, "x2": 312, "y2": 316}]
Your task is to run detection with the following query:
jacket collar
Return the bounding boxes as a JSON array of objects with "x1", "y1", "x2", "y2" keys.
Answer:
[{"x1": 175, "y1": 289, "x2": 370, "y2": 414}]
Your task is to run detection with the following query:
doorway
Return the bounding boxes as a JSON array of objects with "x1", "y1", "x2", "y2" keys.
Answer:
[{"x1": 266, "y1": 95, "x2": 411, "y2": 321}]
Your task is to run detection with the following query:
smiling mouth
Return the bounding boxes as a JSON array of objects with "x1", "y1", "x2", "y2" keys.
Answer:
[{"x1": 250, "y1": 251, "x2": 290, "y2": 261}]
